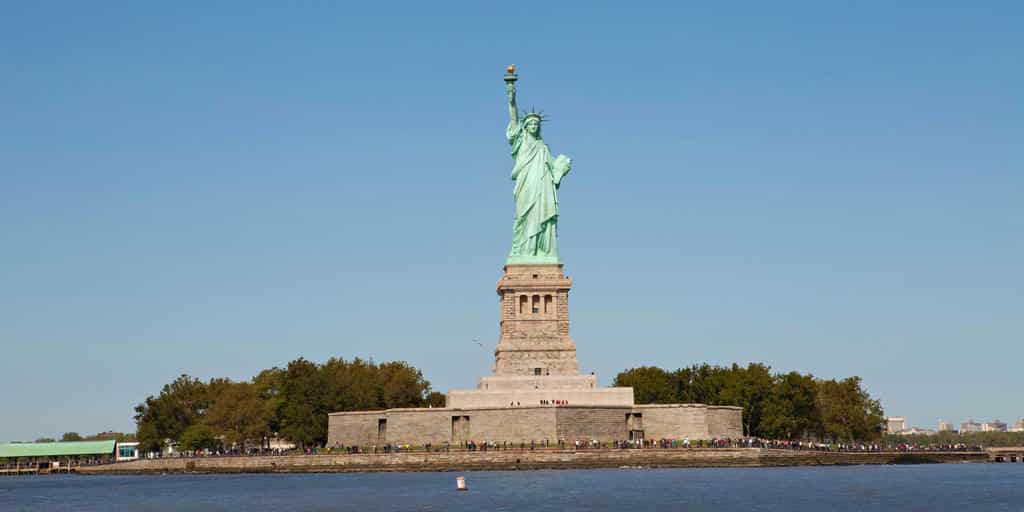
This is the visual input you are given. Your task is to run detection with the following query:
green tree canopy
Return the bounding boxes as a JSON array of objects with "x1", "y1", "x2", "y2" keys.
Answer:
[
  {"x1": 426, "y1": 391, "x2": 446, "y2": 408},
  {"x1": 84, "y1": 431, "x2": 136, "y2": 442},
  {"x1": 203, "y1": 381, "x2": 275, "y2": 450},
  {"x1": 134, "y1": 374, "x2": 212, "y2": 452},
  {"x1": 279, "y1": 358, "x2": 328, "y2": 448},
  {"x1": 613, "y1": 364, "x2": 885, "y2": 441},
  {"x1": 612, "y1": 366, "x2": 675, "y2": 404},
  {"x1": 759, "y1": 372, "x2": 820, "y2": 440},
  {"x1": 816, "y1": 377, "x2": 885, "y2": 442},
  {"x1": 135, "y1": 356, "x2": 436, "y2": 451},
  {"x1": 886, "y1": 431, "x2": 1024, "y2": 448},
  {"x1": 60, "y1": 432, "x2": 83, "y2": 442},
  {"x1": 178, "y1": 423, "x2": 219, "y2": 452}
]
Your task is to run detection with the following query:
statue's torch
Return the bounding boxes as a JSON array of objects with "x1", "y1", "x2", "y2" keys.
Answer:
[{"x1": 504, "y1": 64, "x2": 518, "y2": 84}]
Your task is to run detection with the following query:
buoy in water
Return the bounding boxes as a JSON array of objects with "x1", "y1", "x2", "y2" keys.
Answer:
[{"x1": 456, "y1": 476, "x2": 468, "y2": 491}]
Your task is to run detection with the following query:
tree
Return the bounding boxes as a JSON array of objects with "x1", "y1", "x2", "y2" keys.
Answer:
[
  {"x1": 715, "y1": 363, "x2": 774, "y2": 436},
  {"x1": 376, "y1": 361, "x2": 431, "y2": 408},
  {"x1": 683, "y1": 364, "x2": 731, "y2": 405},
  {"x1": 426, "y1": 391, "x2": 446, "y2": 408},
  {"x1": 322, "y1": 357, "x2": 381, "y2": 412},
  {"x1": 759, "y1": 372, "x2": 820, "y2": 440},
  {"x1": 133, "y1": 357, "x2": 440, "y2": 450},
  {"x1": 85, "y1": 431, "x2": 136, "y2": 442},
  {"x1": 886, "y1": 431, "x2": 1024, "y2": 448},
  {"x1": 134, "y1": 374, "x2": 211, "y2": 452},
  {"x1": 60, "y1": 432, "x2": 83, "y2": 442},
  {"x1": 612, "y1": 363, "x2": 884, "y2": 442},
  {"x1": 203, "y1": 381, "x2": 274, "y2": 451},
  {"x1": 613, "y1": 366, "x2": 675, "y2": 404},
  {"x1": 320, "y1": 357, "x2": 433, "y2": 412},
  {"x1": 253, "y1": 367, "x2": 286, "y2": 435},
  {"x1": 279, "y1": 358, "x2": 328, "y2": 448},
  {"x1": 816, "y1": 377, "x2": 885, "y2": 442},
  {"x1": 34, "y1": 437, "x2": 56, "y2": 443},
  {"x1": 136, "y1": 421, "x2": 161, "y2": 454},
  {"x1": 178, "y1": 424, "x2": 219, "y2": 452}
]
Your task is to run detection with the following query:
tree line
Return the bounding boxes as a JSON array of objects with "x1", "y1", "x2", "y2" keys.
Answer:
[
  {"x1": 133, "y1": 357, "x2": 444, "y2": 453},
  {"x1": 886, "y1": 431, "x2": 1024, "y2": 448},
  {"x1": 133, "y1": 357, "x2": 886, "y2": 450},
  {"x1": 32, "y1": 431, "x2": 136, "y2": 444},
  {"x1": 613, "y1": 363, "x2": 886, "y2": 442}
]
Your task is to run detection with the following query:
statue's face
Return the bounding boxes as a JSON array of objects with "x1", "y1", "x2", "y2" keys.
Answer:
[{"x1": 525, "y1": 118, "x2": 540, "y2": 136}]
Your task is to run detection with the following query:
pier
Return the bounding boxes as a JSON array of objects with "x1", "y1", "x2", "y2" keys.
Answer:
[
  {"x1": 0, "y1": 461, "x2": 78, "y2": 476},
  {"x1": 987, "y1": 447, "x2": 1024, "y2": 463}
]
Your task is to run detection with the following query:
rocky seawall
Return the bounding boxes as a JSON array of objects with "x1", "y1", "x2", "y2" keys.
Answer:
[{"x1": 79, "y1": 449, "x2": 988, "y2": 475}]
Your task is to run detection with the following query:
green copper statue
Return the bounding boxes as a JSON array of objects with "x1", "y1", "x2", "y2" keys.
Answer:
[{"x1": 504, "y1": 65, "x2": 572, "y2": 264}]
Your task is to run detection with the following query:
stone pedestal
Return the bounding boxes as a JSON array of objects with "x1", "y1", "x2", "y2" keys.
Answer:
[
  {"x1": 446, "y1": 263, "x2": 634, "y2": 409},
  {"x1": 493, "y1": 264, "x2": 578, "y2": 376},
  {"x1": 329, "y1": 261, "x2": 744, "y2": 446}
]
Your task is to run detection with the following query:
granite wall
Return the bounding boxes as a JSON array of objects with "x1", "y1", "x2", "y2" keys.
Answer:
[
  {"x1": 446, "y1": 387, "x2": 633, "y2": 409},
  {"x1": 555, "y1": 407, "x2": 629, "y2": 441},
  {"x1": 328, "y1": 404, "x2": 741, "y2": 447},
  {"x1": 633, "y1": 404, "x2": 710, "y2": 439},
  {"x1": 326, "y1": 411, "x2": 381, "y2": 447},
  {"x1": 706, "y1": 406, "x2": 744, "y2": 438},
  {"x1": 381, "y1": 409, "x2": 451, "y2": 446}
]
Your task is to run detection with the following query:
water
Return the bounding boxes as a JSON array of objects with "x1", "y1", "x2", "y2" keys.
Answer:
[{"x1": 2, "y1": 464, "x2": 1023, "y2": 511}]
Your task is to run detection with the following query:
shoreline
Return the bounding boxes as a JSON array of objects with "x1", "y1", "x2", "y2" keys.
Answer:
[{"x1": 76, "y1": 448, "x2": 991, "y2": 475}]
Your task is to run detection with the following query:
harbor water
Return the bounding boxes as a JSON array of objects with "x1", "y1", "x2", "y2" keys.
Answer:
[{"x1": 2, "y1": 463, "x2": 1022, "y2": 511}]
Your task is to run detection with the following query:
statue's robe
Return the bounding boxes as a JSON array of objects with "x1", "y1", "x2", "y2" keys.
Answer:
[{"x1": 507, "y1": 120, "x2": 571, "y2": 260}]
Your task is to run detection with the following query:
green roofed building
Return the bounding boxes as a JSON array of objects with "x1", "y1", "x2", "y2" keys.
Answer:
[{"x1": 0, "y1": 440, "x2": 116, "y2": 460}]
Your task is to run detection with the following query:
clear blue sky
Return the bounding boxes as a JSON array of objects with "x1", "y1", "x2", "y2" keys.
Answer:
[{"x1": 1, "y1": 2, "x2": 1020, "y2": 441}]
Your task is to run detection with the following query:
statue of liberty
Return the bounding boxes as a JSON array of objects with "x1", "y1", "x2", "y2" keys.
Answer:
[{"x1": 504, "y1": 65, "x2": 572, "y2": 264}]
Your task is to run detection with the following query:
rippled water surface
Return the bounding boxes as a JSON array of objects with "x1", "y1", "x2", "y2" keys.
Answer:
[{"x1": 2, "y1": 464, "x2": 1023, "y2": 511}]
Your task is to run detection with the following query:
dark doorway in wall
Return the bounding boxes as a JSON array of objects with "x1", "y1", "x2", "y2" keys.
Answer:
[
  {"x1": 452, "y1": 415, "x2": 470, "y2": 443},
  {"x1": 377, "y1": 418, "x2": 387, "y2": 443},
  {"x1": 626, "y1": 412, "x2": 644, "y2": 440}
]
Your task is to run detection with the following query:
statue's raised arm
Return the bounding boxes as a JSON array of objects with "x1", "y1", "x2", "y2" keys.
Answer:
[{"x1": 505, "y1": 65, "x2": 518, "y2": 129}]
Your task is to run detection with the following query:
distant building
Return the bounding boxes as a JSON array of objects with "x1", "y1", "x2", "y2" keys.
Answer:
[
  {"x1": 1010, "y1": 419, "x2": 1024, "y2": 433},
  {"x1": 960, "y1": 420, "x2": 982, "y2": 433},
  {"x1": 937, "y1": 420, "x2": 954, "y2": 433},
  {"x1": 902, "y1": 427, "x2": 936, "y2": 435},
  {"x1": 886, "y1": 417, "x2": 907, "y2": 434},
  {"x1": 116, "y1": 442, "x2": 140, "y2": 461},
  {"x1": 0, "y1": 440, "x2": 117, "y2": 464},
  {"x1": 983, "y1": 420, "x2": 1008, "y2": 432},
  {"x1": 266, "y1": 437, "x2": 295, "y2": 451}
]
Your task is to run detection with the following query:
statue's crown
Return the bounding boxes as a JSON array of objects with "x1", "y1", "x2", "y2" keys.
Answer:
[{"x1": 521, "y1": 107, "x2": 546, "y2": 123}]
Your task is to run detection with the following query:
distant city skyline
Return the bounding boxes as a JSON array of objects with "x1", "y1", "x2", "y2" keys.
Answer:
[
  {"x1": 887, "y1": 416, "x2": 1024, "y2": 435},
  {"x1": 1, "y1": 2, "x2": 1022, "y2": 441}
]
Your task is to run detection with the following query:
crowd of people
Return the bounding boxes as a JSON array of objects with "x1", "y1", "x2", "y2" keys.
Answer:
[
  {"x1": 322, "y1": 436, "x2": 986, "y2": 455},
  {"x1": 890, "y1": 442, "x2": 981, "y2": 452},
  {"x1": 144, "y1": 436, "x2": 986, "y2": 459},
  {"x1": 163, "y1": 447, "x2": 293, "y2": 458}
]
